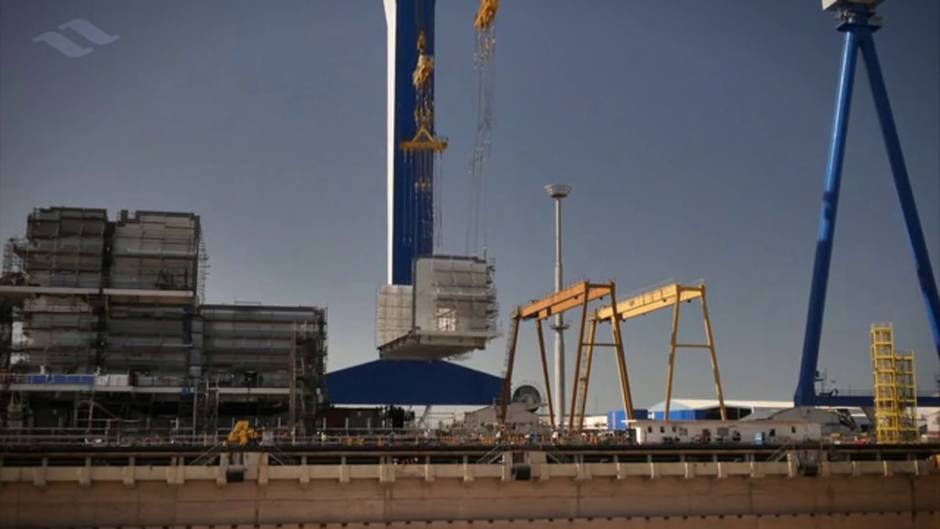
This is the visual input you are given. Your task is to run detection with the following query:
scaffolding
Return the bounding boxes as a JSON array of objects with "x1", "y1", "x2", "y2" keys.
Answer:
[
  {"x1": 189, "y1": 375, "x2": 219, "y2": 438},
  {"x1": 0, "y1": 207, "x2": 328, "y2": 433},
  {"x1": 2, "y1": 238, "x2": 23, "y2": 275},
  {"x1": 378, "y1": 256, "x2": 497, "y2": 360},
  {"x1": 21, "y1": 294, "x2": 99, "y2": 372},
  {"x1": 16, "y1": 208, "x2": 108, "y2": 288},
  {"x1": 289, "y1": 321, "x2": 326, "y2": 435},
  {"x1": 110, "y1": 210, "x2": 201, "y2": 291},
  {"x1": 870, "y1": 323, "x2": 918, "y2": 444},
  {"x1": 201, "y1": 305, "x2": 326, "y2": 388}
]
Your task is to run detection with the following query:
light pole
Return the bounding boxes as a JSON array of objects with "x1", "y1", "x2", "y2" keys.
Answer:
[{"x1": 545, "y1": 184, "x2": 571, "y2": 430}]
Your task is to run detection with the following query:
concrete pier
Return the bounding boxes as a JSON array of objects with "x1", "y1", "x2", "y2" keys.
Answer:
[{"x1": 0, "y1": 452, "x2": 937, "y2": 528}]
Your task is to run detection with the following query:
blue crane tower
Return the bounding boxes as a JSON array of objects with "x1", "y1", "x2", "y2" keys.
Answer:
[
  {"x1": 384, "y1": 0, "x2": 443, "y2": 286},
  {"x1": 322, "y1": 3, "x2": 502, "y2": 406},
  {"x1": 795, "y1": 0, "x2": 940, "y2": 407},
  {"x1": 377, "y1": 1, "x2": 499, "y2": 360}
]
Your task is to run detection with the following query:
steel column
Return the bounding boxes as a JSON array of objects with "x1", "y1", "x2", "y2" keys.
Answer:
[
  {"x1": 664, "y1": 295, "x2": 682, "y2": 422},
  {"x1": 857, "y1": 34, "x2": 940, "y2": 361},
  {"x1": 568, "y1": 283, "x2": 590, "y2": 431},
  {"x1": 797, "y1": 7, "x2": 940, "y2": 405},
  {"x1": 700, "y1": 287, "x2": 727, "y2": 421},
  {"x1": 552, "y1": 197, "x2": 566, "y2": 430},
  {"x1": 575, "y1": 317, "x2": 598, "y2": 430},
  {"x1": 498, "y1": 313, "x2": 521, "y2": 424},
  {"x1": 610, "y1": 291, "x2": 634, "y2": 422},
  {"x1": 535, "y1": 319, "x2": 556, "y2": 429},
  {"x1": 795, "y1": 28, "x2": 860, "y2": 406}
]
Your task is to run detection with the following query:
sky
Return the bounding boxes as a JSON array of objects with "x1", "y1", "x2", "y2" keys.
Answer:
[{"x1": 1, "y1": 1, "x2": 938, "y2": 414}]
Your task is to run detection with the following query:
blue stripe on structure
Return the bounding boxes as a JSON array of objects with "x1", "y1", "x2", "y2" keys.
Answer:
[
  {"x1": 391, "y1": 0, "x2": 436, "y2": 286},
  {"x1": 326, "y1": 359, "x2": 501, "y2": 405}
]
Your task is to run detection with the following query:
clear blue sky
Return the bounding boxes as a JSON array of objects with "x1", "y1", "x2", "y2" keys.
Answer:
[{"x1": 1, "y1": 1, "x2": 937, "y2": 412}]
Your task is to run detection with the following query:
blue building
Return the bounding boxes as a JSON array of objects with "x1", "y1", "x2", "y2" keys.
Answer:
[{"x1": 607, "y1": 399, "x2": 793, "y2": 429}]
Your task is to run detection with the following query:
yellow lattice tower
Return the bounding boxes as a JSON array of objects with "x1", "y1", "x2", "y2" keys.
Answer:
[
  {"x1": 894, "y1": 349, "x2": 918, "y2": 443},
  {"x1": 870, "y1": 323, "x2": 919, "y2": 444},
  {"x1": 871, "y1": 323, "x2": 899, "y2": 443}
]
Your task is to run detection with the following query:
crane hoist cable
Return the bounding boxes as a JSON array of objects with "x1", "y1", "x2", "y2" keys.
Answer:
[
  {"x1": 401, "y1": 0, "x2": 448, "y2": 253},
  {"x1": 465, "y1": 0, "x2": 499, "y2": 256}
]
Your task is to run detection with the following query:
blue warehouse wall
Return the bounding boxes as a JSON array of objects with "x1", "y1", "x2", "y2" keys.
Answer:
[
  {"x1": 606, "y1": 409, "x2": 650, "y2": 431},
  {"x1": 651, "y1": 410, "x2": 706, "y2": 421}
]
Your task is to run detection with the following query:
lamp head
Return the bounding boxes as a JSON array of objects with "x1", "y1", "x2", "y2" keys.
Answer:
[{"x1": 544, "y1": 184, "x2": 571, "y2": 199}]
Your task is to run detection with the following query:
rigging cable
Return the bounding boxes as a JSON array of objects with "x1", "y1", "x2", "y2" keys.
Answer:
[{"x1": 465, "y1": 0, "x2": 499, "y2": 256}]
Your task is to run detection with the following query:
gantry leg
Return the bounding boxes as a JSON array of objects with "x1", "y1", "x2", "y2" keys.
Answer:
[
  {"x1": 499, "y1": 312, "x2": 521, "y2": 425},
  {"x1": 700, "y1": 287, "x2": 727, "y2": 421},
  {"x1": 535, "y1": 319, "x2": 556, "y2": 429},
  {"x1": 664, "y1": 294, "x2": 681, "y2": 423},
  {"x1": 575, "y1": 317, "x2": 598, "y2": 431},
  {"x1": 609, "y1": 284, "x2": 634, "y2": 421},
  {"x1": 796, "y1": 29, "x2": 859, "y2": 405},
  {"x1": 568, "y1": 284, "x2": 590, "y2": 431},
  {"x1": 858, "y1": 35, "x2": 940, "y2": 362}
]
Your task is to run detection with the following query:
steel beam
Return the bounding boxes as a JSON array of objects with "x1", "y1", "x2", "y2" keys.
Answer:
[
  {"x1": 518, "y1": 282, "x2": 611, "y2": 321},
  {"x1": 857, "y1": 34, "x2": 940, "y2": 361},
  {"x1": 595, "y1": 283, "x2": 703, "y2": 322},
  {"x1": 795, "y1": 26, "x2": 860, "y2": 406},
  {"x1": 535, "y1": 319, "x2": 555, "y2": 429}
]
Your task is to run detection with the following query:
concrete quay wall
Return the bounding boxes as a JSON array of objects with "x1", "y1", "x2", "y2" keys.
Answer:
[{"x1": 0, "y1": 454, "x2": 937, "y2": 528}]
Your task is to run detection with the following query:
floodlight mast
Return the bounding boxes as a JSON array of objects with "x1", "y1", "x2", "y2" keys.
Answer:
[{"x1": 545, "y1": 184, "x2": 571, "y2": 430}]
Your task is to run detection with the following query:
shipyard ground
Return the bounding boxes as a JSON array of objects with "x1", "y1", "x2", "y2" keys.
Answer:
[{"x1": 1, "y1": 443, "x2": 938, "y2": 528}]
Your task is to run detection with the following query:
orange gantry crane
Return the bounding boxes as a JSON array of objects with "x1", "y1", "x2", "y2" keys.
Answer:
[
  {"x1": 500, "y1": 281, "x2": 728, "y2": 432},
  {"x1": 499, "y1": 281, "x2": 633, "y2": 431}
]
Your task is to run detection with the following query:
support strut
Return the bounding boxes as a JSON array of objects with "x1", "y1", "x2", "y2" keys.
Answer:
[{"x1": 796, "y1": 5, "x2": 940, "y2": 406}]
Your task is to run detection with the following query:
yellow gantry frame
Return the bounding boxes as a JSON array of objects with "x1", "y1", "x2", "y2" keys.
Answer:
[
  {"x1": 500, "y1": 281, "x2": 634, "y2": 431},
  {"x1": 594, "y1": 283, "x2": 727, "y2": 422}
]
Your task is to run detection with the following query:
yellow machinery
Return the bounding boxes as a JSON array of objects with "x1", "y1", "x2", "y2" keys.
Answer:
[
  {"x1": 474, "y1": 0, "x2": 499, "y2": 31},
  {"x1": 500, "y1": 281, "x2": 632, "y2": 431},
  {"x1": 226, "y1": 420, "x2": 259, "y2": 447},
  {"x1": 871, "y1": 323, "x2": 918, "y2": 444},
  {"x1": 400, "y1": 31, "x2": 448, "y2": 154},
  {"x1": 593, "y1": 283, "x2": 727, "y2": 423}
]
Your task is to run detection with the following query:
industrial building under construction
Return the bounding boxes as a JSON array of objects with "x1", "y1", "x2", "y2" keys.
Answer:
[{"x1": 0, "y1": 207, "x2": 328, "y2": 435}]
